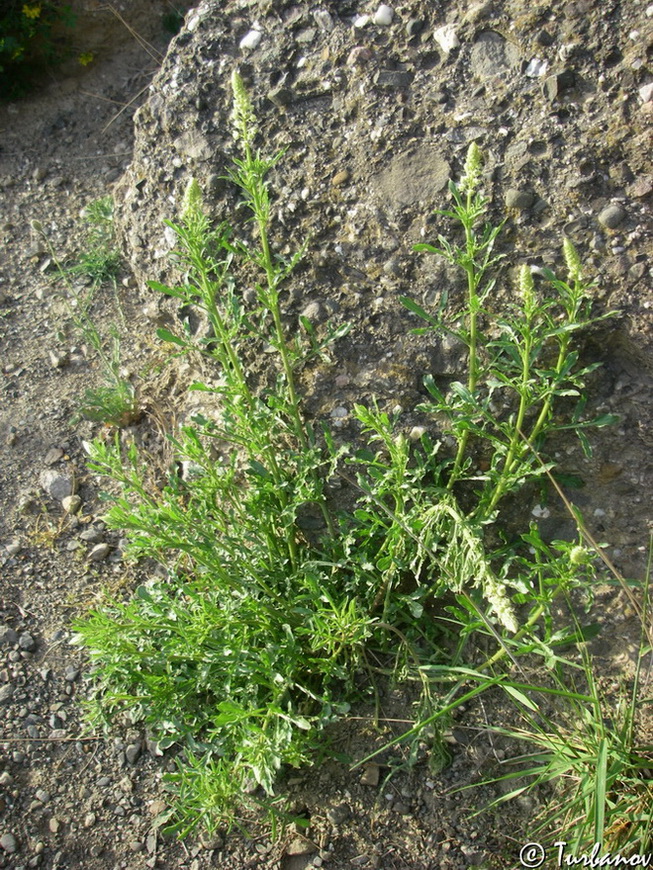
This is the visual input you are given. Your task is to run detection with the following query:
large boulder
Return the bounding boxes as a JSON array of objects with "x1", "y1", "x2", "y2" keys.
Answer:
[{"x1": 114, "y1": 0, "x2": 653, "y2": 388}]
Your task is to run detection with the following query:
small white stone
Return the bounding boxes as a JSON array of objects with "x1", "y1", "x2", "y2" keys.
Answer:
[
  {"x1": 531, "y1": 504, "x2": 550, "y2": 519},
  {"x1": 647, "y1": 3, "x2": 653, "y2": 15},
  {"x1": 408, "y1": 426, "x2": 426, "y2": 441},
  {"x1": 638, "y1": 81, "x2": 653, "y2": 103},
  {"x1": 433, "y1": 24, "x2": 460, "y2": 55},
  {"x1": 525, "y1": 57, "x2": 548, "y2": 77},
  {"x1": 373, "y1": 4, "x2": 394, "y2": 26},
  {"x1": 239, "y1": 29, "x2": 262, "y2": 51},
  {"x1": 353, "y1": 14, "x2": 370, "y2": 28}
]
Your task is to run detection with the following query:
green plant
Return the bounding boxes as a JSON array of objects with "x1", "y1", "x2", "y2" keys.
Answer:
[
  {"x1": 73, "y1": 89, "x2": 621, "y2": 842},
  {"x1": 0, "y1": 1, "x2": 77, "y2": 99},
  {"x1": 67, "y1": 195, "x2": 122, "y2": 289},
  {"x1": 31, "y1": 206, "x2": 136, "y2": 426}
]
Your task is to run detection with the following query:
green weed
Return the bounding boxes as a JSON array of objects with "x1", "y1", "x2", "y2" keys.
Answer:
[
  {"x1": 72, "y1": 78, "x2": 626, "y2": 843},
  {"x1": 31, "y1": 203, "x2": 136, "y2": 426}
]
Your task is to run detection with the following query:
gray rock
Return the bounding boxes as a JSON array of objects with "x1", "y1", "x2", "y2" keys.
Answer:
[
  {"x1": 39, "y1": 469, "x2": 75, "y2": 500},
  {"x1": 79, "y1": 528, "x2": 104, "y2": 544},
  {"x1": 300, "y1": 301, "x2": 324, "y2": 323},
  {"x1": 18, "y1": 633, "x2": 36, "y2": 652},
  {"x1": 0, "y1": 833, "x2": 18, "y2": 854},
  {"x1": 0, "y1": 684, "x2": 14, "y2": 704},
  {"x1": 360, "y1": 762, "x2": 380, "y2": 786},
  {"x1": 125, "y1": 742, "x2": 142, "y2": 764},
  {"x1": 375, "y1": 70, "x2": 413, "y2": 89},
  {"x1": 326, "y1": 803, "x2": 351, "y2": 825},
  {"x1": 505, "y1": 188, "x2": 536, "y2": 210},
  {"x1": 64, "y1": 666, "x2": 80, "y2": 682},
  {"x1": 373, "y1": 147, "x2": 450, "y2": 210},
  {"x1": 470, "y1": 32, "x2": 521, "y2": 80},
  {"x1": 88, "y1": 543, "x2": 111, "y2": 561},
  {"x1": 598, "y1": 203, "x2": 626, "y2": 229},
  {"x1": 0, "y1": 625, "x2": 18, "y2": 646},
  {"x1": 543, "y1": 70, "x2": 575, "y2": 100},
  {"x1": 44, "y1": 447, "x2": 64, "y2": 465}
]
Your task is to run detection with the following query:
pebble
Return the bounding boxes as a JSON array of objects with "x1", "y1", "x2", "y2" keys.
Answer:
[
  {"x1": 125, "y1": 742, "x2": 142, "y2": 764},
  {"x1": 353, "y1": 14, "x2": 370, "y2": 29},
  {"x1": 64, "y1": 666, "x2": 80, "y2": 682},
  {"x1": 88, "y1": 543, "x2": 111, "y2": 562},
  {"x1": 5, "y1": 540, "x2": 21, "y2": 556},
  {"x1": 239, "y1": 29, "x2": 261, "y2": 51},
  {"x1": 0, "y1": 625, "x2": 18, "y2": 646},
  {"x1": 286, "y1": 837, "x2": 317, "y2": 856},
  {"x1": 433, "y1": 24, "x2": 460, "y2": 55},
  {"x1": 406, "y1": 18, "x2": 423, "y2": 37},
  {"x1": 360, "y1": 762, "x2": 380, "y2": 786},
  {"x1": 39, "y1": 469, "x2": 75, "y2": 501},
  {"x1": 83, "y1": 813, "x2": 96, "y2": 829},
  {"x1": 79, "y1": 528, "x2": 104, "y2": 543},
  {"x1": 598, "y1": 203, "x2": 626, "y2": 229},
  {"x1": 326, "y1": 803, "x2": 351, "y2": 825},
  {"x1": 525, "y1": 58, "x2": 548, "y2": 77},
  {"x1": 373, "y1": 5, "x2": 394, "y2": 26},
  {"x1": 505, "y1": 189, "x2": 535, "y2": 210},
  {"x1": 35, "y1": 789, "x2": 50, "y2": 804},
  {"x1": 44, "y1": 447, "x2": 64, "y2": 465},
  {"x1": 543, "y1": 70, "x2": 575, "y2": 100},
  {"x1": 376, "y1": 70, "x2": 413, "y2": 89},
  {"x1": 48, "y1": 350, "x2": 68, "y2": 369},
  {"x1": 0, "y1": 833, "x2": 17, "y2": 854},
  {"x1": 61, "y1": 494, "x2": 82, "y2": 514},
  {"x1": 639, "y1": 82, "x2": 653, "y2": 103},
  {"x1": 301, "y1": 301, "x2": 324, "y2": 323},
  {"x1": 347, "y1": 46, "x2": 373, "y2": 67},
  {"x1": 19, "y1": 633, "x2": 36, "y2": 652},
  {"x1": 331, "y1": 169, "x2": 350, "y2": 186}
]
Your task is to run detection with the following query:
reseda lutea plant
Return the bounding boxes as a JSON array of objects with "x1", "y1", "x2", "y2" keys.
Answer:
[{"x1": 74, "y1": 77, "x2": 616, "y2": 837}]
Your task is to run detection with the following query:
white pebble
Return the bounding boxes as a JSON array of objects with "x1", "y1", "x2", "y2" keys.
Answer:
[
  {"x1": 353, "y1": 14, "x2": 370, "y2": 28},
  {"x1": 647, "y1": 3, "x2": 653, "y2": 16},
  {"x1": 373, "y1": 4, "x2": 394, "y2": 26},
  {"x1": 239, "y1": 29, "x2": 262, "y2": 51},
  {"x1": 638, "y1": 81, "x2": 653, "y2": 103},
  {"x1": 433, "y1": 24, "x2": 460, "y2": 55},
  {"x1": 531, "y1": 504, "x2": 550, "y2": 519},
  {"x1": 525, "y1": 57, "x2": 548, "y2": 77}
]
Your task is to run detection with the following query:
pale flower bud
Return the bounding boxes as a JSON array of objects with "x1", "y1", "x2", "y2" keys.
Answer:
[
  {"x1": 460, "y1": 142, "x2": 483, "y2": 194},
  {"x1": 518, "y1": 264, "x2": 536, "y2": 315},
  {"x1": 231, "y1": 69, "x2": 256, "y2": 144},
  {"x1": 182, "y1": 177, "x2": 203, "y2": 221},
  {"x1": 563, "y1": 238, "x2": 582, "y2": 282}
]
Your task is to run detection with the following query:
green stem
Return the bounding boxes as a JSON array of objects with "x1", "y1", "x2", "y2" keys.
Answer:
[
  {"x1": 482, "y1": 328, "x2": 534, "y2": 517},
  {"x1": 449, "y1": 195, "x2": 480, "y2": 487}
]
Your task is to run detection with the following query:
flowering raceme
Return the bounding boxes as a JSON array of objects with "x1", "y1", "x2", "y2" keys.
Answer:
[{"x1": 22, "y1": 4, "x2": 42, "y2": 19}]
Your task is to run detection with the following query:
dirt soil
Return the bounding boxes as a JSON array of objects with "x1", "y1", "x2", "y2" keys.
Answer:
[{"x1": 0, "y1": 1, "x2": 652, "y2": 869}]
